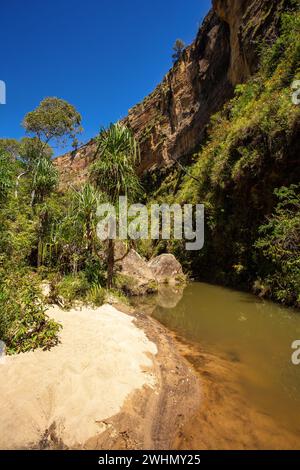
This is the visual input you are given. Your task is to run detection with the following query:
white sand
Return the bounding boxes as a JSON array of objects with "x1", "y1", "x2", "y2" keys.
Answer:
[{"x1": 0, "y1": 304, "x2": 157, "y2": 449}]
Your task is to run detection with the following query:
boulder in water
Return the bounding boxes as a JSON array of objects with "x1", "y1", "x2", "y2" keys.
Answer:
[{"x1": 148, "y1": 254, "x2": 185, "y2": 285}]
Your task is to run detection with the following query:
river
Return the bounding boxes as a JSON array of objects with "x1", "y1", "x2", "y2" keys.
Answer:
[{"x1": 133, "y1": 282, "x2": 300, "y2": 449}]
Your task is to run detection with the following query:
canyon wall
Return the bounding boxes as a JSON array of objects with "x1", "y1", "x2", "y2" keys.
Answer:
[{"x1": 54, "y1": 0, "x2": 292, "y2": 187}]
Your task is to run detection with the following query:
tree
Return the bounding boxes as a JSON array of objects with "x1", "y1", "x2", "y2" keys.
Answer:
[
  {"x1": 22, "y1": 97, "x2": 82, "y2": 205},
  {"x1": 0, "y1": 151, "x2": 15, "y2": 201},
  {"x1": 0, "y1": 139, "x2": 20, "y2": 160},
  {"x1": 31, "y1": 156, "x2": 59, "y2": 205},
  {"x1": 29, "y1": 158, "x2": 59, "y2": 267},
  {"x1": 0, "y1": 151, "x2": 15, "y2": 259},
  {"x1": 19, "y1": 137, "x2": 52, "y2": 169},
  {"x1": 90, "y1": 123, "x2": 141, "y2": 288},
  {"x1": 172, "y1": 39, "x2": 186, "y2": 63},
  {"x1": 49, "y1": 184, "x2": 101, "y2": 275},
  {"x1": 14, "y1": 138, "x2": 54, "y2": 199},
  {"x1": 23, "y1": 97, "x2": 82, "y2": 150},
  {"x1": 72, "y1": 183, "x2": 101, "y2": 254}
]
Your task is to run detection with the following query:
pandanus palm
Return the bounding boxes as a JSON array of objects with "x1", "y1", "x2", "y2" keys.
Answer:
[
  {"x1": 31, "y1": 157, "x2": 58, "y2": 206},
  {"x1": 90, "y1": 123, "x2": 141, "y2": 288},
  {"x1": 72, "y1": 183, "x2": 100, "y2": 253},
  {"x1": 26, "y1": 157, "x2": 59, "y2": 267},
  {"x1": 49, "y1": 183, "x2": 100, "y2": 274}
]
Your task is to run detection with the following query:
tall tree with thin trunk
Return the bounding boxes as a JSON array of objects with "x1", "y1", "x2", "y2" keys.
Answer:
[
  {"x1": 72, "y1": 183, "x2": 101, "y2": 254},
  {"x1": 90, "y1": 123, "x2": 141, "y2": 288},
  {"x1": 22, "y1": 97, "x2": 82, "y2": 206}
]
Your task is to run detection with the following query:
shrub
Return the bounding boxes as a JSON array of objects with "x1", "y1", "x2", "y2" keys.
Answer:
[
  {"x1": 255, "y1": 185, "x2": 300, "y2": 306},
  {"x1": 0, "y1": 151, "x2": 15, "y2": 201},
  {"x1": 57, "y1": 273, "x2": 90, "y2": 306},
  {"x1": 87, "y1": 284, "x2": 106, "y2": 307},
  {"x1": 84, "y1": 255, "x2": 106, "y2": 286},
  {"x1": 0, "y1": 270, "x2": 61, "y2": 354},
  {"x1": 149, "y1": 10, "x2": 300, "y2": 300}
]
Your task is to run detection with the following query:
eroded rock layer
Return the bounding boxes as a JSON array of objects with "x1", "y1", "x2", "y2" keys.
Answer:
[{"x1": 54, "y1": 0, "x2": 291, "y2": 187}]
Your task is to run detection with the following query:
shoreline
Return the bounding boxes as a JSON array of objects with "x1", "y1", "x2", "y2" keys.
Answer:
[
  {"x1": 1, "y1": 298, "x2": 300, "y2": 450},
  {"x1": 85, "y1": 304, "x2": 200, "y2": 450},
  {"x1": 0, "y1": 303, "x2": 200, "y2": 450}
]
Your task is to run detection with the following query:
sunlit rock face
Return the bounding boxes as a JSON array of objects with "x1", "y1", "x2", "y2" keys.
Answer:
[
  {"x1": 123, "y1": 9, "x2": 231, "y2": 174},
  {"x1": 54, "y1": 0, "x2": 291, "y2": 187},
  {"x1": 212, "y1": 0, "x2": 291, "y2": 85}
]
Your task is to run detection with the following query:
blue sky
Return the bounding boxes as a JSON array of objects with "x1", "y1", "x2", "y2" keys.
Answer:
[{"x1": 0, "y1": 0, "x2": 212, "y2": 155}]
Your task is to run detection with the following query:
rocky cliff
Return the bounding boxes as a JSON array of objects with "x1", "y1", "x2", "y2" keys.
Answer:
[{"x1": 54, "y1": 0, "x2": 292, "y2": 187}]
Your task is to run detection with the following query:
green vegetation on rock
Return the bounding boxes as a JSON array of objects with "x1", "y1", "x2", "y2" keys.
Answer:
[{"x1": 145, "y1": 10, "x2": 300, "y2": 307}]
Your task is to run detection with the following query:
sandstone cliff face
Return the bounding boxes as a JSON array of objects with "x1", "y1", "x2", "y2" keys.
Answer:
[
  {"x1": 124, "y1": 10, "x2": 232, "y2": 174},
  {"x1": 54, "y1": 0, "x2": 291, "y2": 187},
  {"x1": 213, "y1": 0, "x2": 291, "y2": 84},
  {"x1": 54, "y1": 140, "x2": 98, "y2": 189}
]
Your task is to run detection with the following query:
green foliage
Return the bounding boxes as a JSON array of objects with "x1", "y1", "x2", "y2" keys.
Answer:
[
  {"x1": 87, "y1": 284, "x2": 105, "y2": 307},
  {"x1": 0, "y1": 7, "x2": 298, "y2": 355},
  {"x1": 0, "y1": 168, "x2": 37, "y2": 263},
  {"x1": 48, "y1": 185, "x2": 104, "y2": 275},
  {"x1": 115, "y1": 273, "x2": 138, "y2": 294},
  {"x1": 90, "y1": 123, "x2": 141, "y2": 288},
  {"x1": 57, "y1": 272, "x2": 107, "y2": 308},
  {"x1": 31, "y1": 157, "x2": 59, "y2": 204},
  {"x1": 0, "y1": 151, "x2": 15, "y2": 201},
  {"x1": 0, "y1": 270, "x2": 61, "y2": 354},
  {"x1": 23, "y1": 97, "x2": 82, "y2": 148},
  {"x1": 90, "y1": 123, "x2": 141, "y2": 204},
  {"x1": 149, "y1": 10, "x2": 300, "y2": 307},
  {"x1": 106, "y1": 288, "x2": 130, "y2": 305},
  {"x1": 18, "y1": 98, "x2": 82, "y2": 208},
  {"x1": 260, "y1": 12, "x2": 300, "y2": 82},
  {"x1": 83, "y1": 255, "x2": 106, "y2": 286},
  {"x1": 0, "y1": 138, "x2": 20, "y2": 159},
  {"x1": 0, "y1": 97, "x2": 86, "y2": 354},
  {"x1": 19, "y1": 137, "x2": 53, "y2": 168},
  {"x1": 57, "y1": 273, "x2": 90, "y2": 306},
  {"x1": 71, "y1": 183, "x2": 101, "y2": 249},
  {"x1": 255, "y1": 185, "x2": 300, "y2": 306}
]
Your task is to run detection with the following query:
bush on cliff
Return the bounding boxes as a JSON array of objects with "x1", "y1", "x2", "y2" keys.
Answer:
[{"x1": 149, "y1": 11, "x2": 300, "y2": 307}]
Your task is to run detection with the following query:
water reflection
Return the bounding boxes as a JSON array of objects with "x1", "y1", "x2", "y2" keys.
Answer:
[
  {"x1": 134, "y1": 282, "x2": 300, "y2": 435},
  {"x1": 131, "y1": 283, "x2": 185, "y2": 314}
]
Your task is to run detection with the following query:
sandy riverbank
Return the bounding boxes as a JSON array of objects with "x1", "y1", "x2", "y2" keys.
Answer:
[{"x1": 0, "y1": 304, "x2": 199, "y2": 450}]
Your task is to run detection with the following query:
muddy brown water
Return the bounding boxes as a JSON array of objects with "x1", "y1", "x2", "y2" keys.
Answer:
[{"x1": 133, "y1": 282, "x2": 300, "y2": 448}]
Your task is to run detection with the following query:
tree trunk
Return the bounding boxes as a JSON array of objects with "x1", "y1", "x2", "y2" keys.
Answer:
[
  {"x1": 15, "y1": 171, "x2": 28, "y2": 199},
  {"x1": 86, "y1": 221, "x2": 93, "y2": 254},
  {"x1": 107, "y1": 238, "x2": 115, "y2": 289},
  {"x1": 31, "y1": 189, "x2": 36, "y2": 207},
  {"x1": 37, "y1": 239, "x2": 42, "y2": 268}
]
